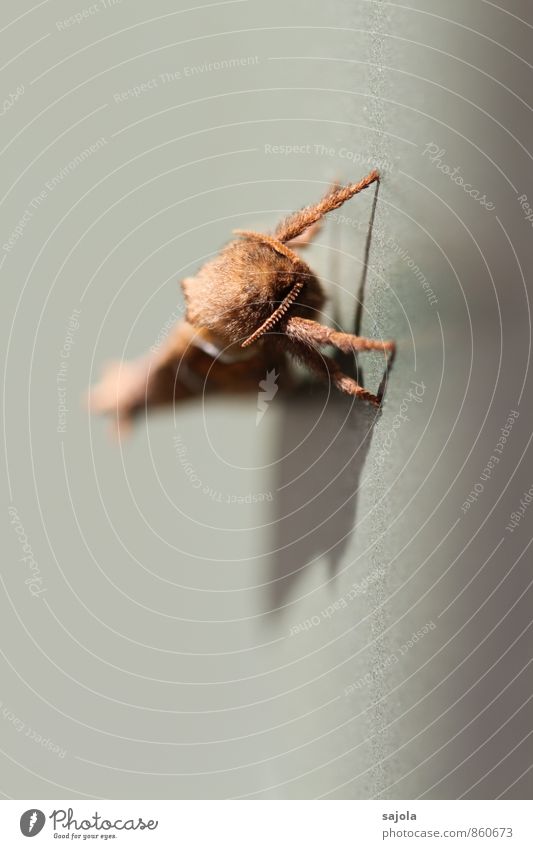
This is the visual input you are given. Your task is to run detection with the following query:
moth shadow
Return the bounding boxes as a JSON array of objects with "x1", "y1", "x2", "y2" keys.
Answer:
[
  {"x1": 268, "y1": 178, "x2": 392, "y2": 611},
  {"x1": 269, "y1": 369, "x2": 381, "y2": 612}
]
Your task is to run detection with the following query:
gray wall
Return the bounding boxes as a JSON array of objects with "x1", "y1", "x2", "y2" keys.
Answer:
[{"x1": 1, "y1": 0, "x2": 532, "y2": 799}]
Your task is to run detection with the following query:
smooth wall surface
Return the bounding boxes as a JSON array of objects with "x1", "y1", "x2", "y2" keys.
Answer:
[{"x1": 1, "y1": 0, "x2": 532, "y2": 799}]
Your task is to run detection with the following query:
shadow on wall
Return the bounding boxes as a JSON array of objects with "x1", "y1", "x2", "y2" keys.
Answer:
[
  {"x1": 269, "y1": 380, "x2": 380, "y2": 612},
  {"x1": 268, "y1": 177, "x2": 395, "y2": 609}
]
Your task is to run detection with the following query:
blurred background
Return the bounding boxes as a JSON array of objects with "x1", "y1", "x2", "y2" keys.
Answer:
[{"x1": 1, "y1": 0, "x2": 532, "y2": 799}]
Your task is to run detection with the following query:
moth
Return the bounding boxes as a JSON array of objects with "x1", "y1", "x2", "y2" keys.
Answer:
[{"x1": 88, "y1": 168, "x2": 395, "y2": 431}]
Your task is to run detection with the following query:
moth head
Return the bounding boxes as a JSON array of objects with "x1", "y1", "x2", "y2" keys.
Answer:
[{"x1": 180, "y1": 232, "x2": 316, "y2": 345}]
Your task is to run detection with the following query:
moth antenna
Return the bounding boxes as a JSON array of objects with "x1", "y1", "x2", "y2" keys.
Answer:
[{"x1": 241, "y1": 280, "x2": 303, "y2": 348}]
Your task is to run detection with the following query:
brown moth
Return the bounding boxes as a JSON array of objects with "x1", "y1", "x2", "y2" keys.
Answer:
[{"x1": 88, "y1": 169, "x2": 395, "y2": 432}]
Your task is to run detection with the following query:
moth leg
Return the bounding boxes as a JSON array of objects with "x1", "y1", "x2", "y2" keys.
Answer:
[
  {"x1": 286, "y1": 219, "x2": 322, "y2": 248},
  {"x1": 285, "y1": 338, "x2": 381, "y2": 406},
  {"x1": 275, "y1": 169, "x2": 379, "y2": 244},
  {"x1": 285, "y1": 316, "x2": 395, "y2": 357},
  {"x1": 354, "y1": 176, "x2": 380, "y2": 335},
  {"x1": 285, "y1": 315, "x2": 395, "y2": 406}
]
